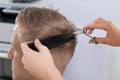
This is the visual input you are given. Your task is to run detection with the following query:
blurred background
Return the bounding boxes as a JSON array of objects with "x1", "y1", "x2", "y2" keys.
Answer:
[{"x1": 0, "y1": 0, "x2": 120, "y2": 80}]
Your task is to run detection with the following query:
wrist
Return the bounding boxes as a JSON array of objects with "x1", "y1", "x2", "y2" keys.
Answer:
[{"x1": 46, "y1": 64, "x2": 63, "y2": 80}]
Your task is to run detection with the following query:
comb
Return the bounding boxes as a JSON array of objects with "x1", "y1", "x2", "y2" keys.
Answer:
[{"x1": 28, "y1": 34, "x2": 76, "y2": 51}]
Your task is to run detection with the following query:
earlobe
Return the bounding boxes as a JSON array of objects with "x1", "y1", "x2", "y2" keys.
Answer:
[{"x1": 8, "y1": 48, "x2": 14, "y2": 59}]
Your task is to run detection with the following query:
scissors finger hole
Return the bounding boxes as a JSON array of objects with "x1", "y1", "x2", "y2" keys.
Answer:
[{"x1": 93, "y1": 37, "x2": 98, "y2": 44}]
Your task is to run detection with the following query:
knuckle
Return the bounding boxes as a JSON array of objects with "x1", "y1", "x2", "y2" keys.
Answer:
[
  {"x1": 94, "y1": 17, "x2": 103, "y2": 22},
  {"x1": 42, "y1": 45, "x2": 48, "y2": 50},
  {"x1": 106, "y1": 21, "x2": 113, "y2": 30},
  {"x1": 97, "y1": 17, "x2": 103, "y2": 20},
  {"x1": 22, "y1": 58, "x2": 25, "y2": 64}
]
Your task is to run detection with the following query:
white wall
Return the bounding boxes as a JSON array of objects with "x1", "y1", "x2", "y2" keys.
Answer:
[
  {"x1": 0, "y1": 0, "x2": 120, "y2": 80},
  {"x1": 53, "y1": 0, "x2": 120, "y2": 80}
]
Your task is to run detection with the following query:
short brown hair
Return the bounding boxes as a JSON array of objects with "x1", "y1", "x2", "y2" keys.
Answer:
[{"x1": 16, "y1": 7, "x2": 77, "y2": 73}]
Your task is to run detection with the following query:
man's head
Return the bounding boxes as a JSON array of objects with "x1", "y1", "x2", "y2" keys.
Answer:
[{"x1": 8, "y1": 7, "x2": 77, "y2": 80}]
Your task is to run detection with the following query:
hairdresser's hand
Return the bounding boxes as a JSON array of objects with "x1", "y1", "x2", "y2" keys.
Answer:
[
  {"x1": 21, "y1": 39, "x2": 63, "y2": 80},
  {"x1": 84, "y1": 17, "x2": 120, "y2": 46}
]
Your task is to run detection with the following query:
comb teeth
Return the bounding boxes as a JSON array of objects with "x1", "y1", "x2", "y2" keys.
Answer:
[{"x1": 27, "y1": 34, "x2": 76, "y2": 52}]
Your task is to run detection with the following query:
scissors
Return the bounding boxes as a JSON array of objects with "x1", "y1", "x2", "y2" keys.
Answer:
[{"x1": 73, "y1": 28, "x2": 98, "y2": 44}]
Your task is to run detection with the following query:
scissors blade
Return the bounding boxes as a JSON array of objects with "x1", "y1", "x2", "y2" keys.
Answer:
[
  {"x1": 83, "y1": 33, "x2": 93, "y2": 39},
  {"x1": 73, "y1": 28, "x2": 85, "y2": 35},
  {"x1": 73, "y1": 28, "x2": 92, "y2": 38}
]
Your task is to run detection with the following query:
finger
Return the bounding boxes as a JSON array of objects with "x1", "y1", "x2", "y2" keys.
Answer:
[
  {"x1": 84, "y1": 22, "x2": 109, "y2": 31},
  {"x1": 34, "y1": 39, "x2": 42, "y2": 52},
  {"x1": 22, "y1": 56, "x2": 25, "y2": 65},
  {"x1": 94, "y1": 17, "x2": 107, "y2": 23},
  {"x1": 22, "y1": 56, "x2": 29, "y2": 65},
  {"x1": 21, "y1": 56, "x2": 29, "y2": 70},
  {"x1": 84, "y1": 25, "x2": 95, "y2": 34},
  {"x1": 87, "y1": 28, "x2": 94, "y2": 34},
  {"x1": 21, "y1": 43, "x2": 35, "y2": 54},
  {"x1": 34, "y1": 39, "x2": 49, "y2": 52}
]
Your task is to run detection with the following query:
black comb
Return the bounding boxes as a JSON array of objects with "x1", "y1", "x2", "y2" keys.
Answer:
[{"x1": 28, "y1": 34, "x2": 76, "y2": 51}]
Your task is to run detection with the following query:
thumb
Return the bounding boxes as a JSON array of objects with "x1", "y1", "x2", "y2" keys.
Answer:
[
  {"x1": 34, "y1": 39, "x2": 45, "y2": 52},
  {"x1": 34, "y1": 39, "x2": 50, "y2": 53},
  {"x1": 89, "y1": 37, "x2": 107, "y2": 44}
]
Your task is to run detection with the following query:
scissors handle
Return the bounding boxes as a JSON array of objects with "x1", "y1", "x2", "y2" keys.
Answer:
[{"x1": 73, "y1": 28, "x2": 97, "y2": 44}]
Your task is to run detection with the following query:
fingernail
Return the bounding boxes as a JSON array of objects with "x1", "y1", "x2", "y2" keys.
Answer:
[{"x1": 35, "y1": 39, "x2": 41, "y2": 44}]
